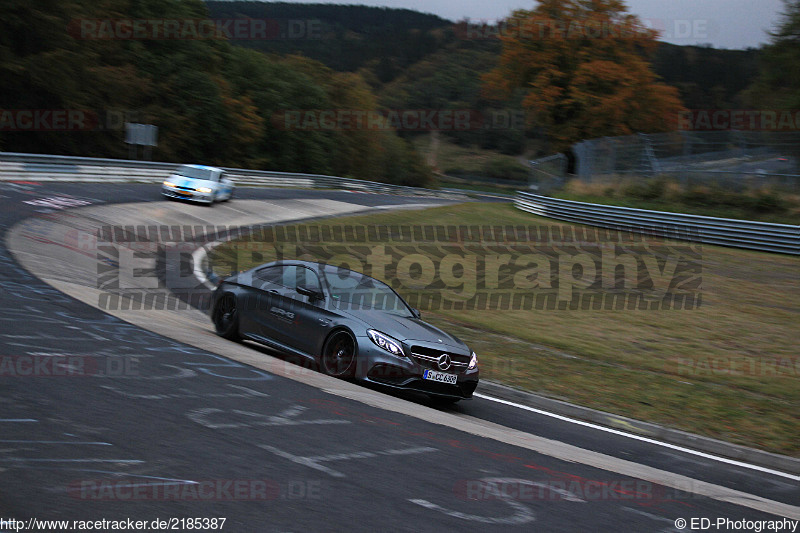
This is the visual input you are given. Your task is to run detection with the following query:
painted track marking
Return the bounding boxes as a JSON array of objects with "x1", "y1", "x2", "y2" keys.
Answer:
[{"x1": 475, "y1": 393, "x2": 800, "y2": 482}]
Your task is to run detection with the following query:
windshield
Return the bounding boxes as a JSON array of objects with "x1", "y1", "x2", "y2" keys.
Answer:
[
  {"x1": 321, "y1": 265, "x2": 413, "y2": 317},
  {"x1": 176, "y1": 165, "x2": 216, "y2": 181}
]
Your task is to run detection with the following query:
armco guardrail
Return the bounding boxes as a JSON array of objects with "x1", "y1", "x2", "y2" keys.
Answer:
[
  {"x1": 0, "y1": 152, "x2": 467, "y2": 200},
  {"x1": 515, "y1": 191, "x2": 800, "y2": 255}
]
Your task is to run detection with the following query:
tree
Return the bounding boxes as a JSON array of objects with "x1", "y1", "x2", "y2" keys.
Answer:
[
  {"x1": 746, "y1": 0, "x2": 800, "y2": 110},
  {"x1": 0, "y1": 0, "x2": 434, "y2": 185},
  {"x1": 482, "y1": 0, "x2": 684, "y2": 150}
]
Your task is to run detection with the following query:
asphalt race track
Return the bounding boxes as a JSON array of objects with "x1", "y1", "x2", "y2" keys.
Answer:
[{"x1": 0, "y1": 181, "x2": 797, "y2": 532}]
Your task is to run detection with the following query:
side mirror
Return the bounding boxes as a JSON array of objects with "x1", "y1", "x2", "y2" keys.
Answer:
[
  {"x1": 297, "y1": 286, "x2": 324, "y2": 301},
  {"x1": 411, "y1": 308, "x2": 421, "y2": 318}
]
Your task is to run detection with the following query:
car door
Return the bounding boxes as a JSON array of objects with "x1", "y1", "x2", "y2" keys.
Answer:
[
  {"x1": 283, "y1": 266, "x2": 338, "y2": 357},
  {"x1": 250, "y1": 264, "x2": 299, "y2": 348},
  {"x1": 208, "y1": 169, "x2": 221, "y2": 200},
  {"x1": 251, "y1": 265, "x2": 337, "y2": 356},
  {"x1": 219, "y1": 173, "x2": 234, "y2": 200}
]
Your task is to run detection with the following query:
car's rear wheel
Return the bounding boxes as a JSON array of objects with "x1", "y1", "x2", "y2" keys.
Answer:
[
  {"x1": 212, "y1": 293, "x2": 241, "y2": 341},
  {"x1": 321, "y1": 330, "x2": 357, "y2": 378}
]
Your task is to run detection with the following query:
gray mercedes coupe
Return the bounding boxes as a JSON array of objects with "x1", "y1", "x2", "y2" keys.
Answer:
[{"x1": 210, "y1": 260, "x2": 479, "y2": 402}]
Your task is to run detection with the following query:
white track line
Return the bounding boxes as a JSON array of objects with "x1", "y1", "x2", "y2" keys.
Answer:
[{"x1": 475, "y1": 393, "x2": 800, "y2": 481}]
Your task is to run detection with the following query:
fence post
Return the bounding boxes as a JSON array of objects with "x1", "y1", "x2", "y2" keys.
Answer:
[
  {"x1": 606, "y1": 137, "x2": 615, "y2": 178},
  {"x1": 680, "y1": 131, "x2": 691, "y2": 186}
]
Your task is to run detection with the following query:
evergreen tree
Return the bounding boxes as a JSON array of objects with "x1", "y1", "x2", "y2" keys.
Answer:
[{"x1": 746, "y1": 0, "x2": 800, "y2": 109}]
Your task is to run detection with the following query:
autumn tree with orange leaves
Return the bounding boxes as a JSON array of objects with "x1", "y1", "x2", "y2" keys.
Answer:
[{"x1": 483, "y1": 0, "x2": 685, "y2": 150}]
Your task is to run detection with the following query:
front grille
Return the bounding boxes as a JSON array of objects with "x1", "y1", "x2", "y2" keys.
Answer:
[{"x1": 409, "y1": 345, "x2": 469, "y2": 371}]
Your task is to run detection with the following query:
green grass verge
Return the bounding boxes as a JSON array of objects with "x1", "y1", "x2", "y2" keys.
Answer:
[
  {"x1": 555, "y1": 191, "x2": 800, "y2": 225},
  {"x1": 555, "y1": 178, "x2": 800, "y2": 225},
  {"x1": 209, "y1": 202, "x2": 800, "y2": 456},
  {"x1": 435, "y1": 178, "x2": 518, "y2": 196}
]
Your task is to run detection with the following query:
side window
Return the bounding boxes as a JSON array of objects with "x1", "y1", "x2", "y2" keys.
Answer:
[
  {"x1": 255, "y1": 265, "x2": 320, "y2": 294},
  {"x1": 298, "y1": 267, "x2": 321, "y2": 292},
  {"x1": 279, "y1": 265, "x2": 298, "y2": 289},
  {"x1": 254, "y1": 266, "x2": 284, "y2": 287}
]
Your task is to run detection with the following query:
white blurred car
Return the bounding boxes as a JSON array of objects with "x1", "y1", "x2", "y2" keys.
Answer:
[{"x1": 161, "y1": 164, "x2": 234, "y2": 204}]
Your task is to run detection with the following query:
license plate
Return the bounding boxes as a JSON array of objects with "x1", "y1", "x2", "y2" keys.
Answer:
[{"x1": 423, "y1": 370, "x2": 457, "y2": 385}]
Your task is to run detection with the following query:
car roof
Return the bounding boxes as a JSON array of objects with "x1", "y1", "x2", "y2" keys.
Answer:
[
  {"x1": 257, "y1": 260, "x2": 370, "y2": 278},
  {"x1": 179, "y1": 164, "x2": 223, "y2": 172},
  {"x1": 258, "y1": 259, "x2": 340, "y2": 270}
]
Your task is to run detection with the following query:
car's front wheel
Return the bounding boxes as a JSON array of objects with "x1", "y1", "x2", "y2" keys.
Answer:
[
  {"x1": 320, "y1": 330, "x2": 357, "y2": 378},
  {"x1": 212, "y1": 293, "x2": 241, "y2": 341}
]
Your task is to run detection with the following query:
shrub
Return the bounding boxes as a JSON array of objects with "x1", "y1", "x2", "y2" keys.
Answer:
[
  {"x1": 751, "y1": 192, "x2": 788, "y2": 213},
  {"x1": 623, "y1": 177, "x2": 668, "y2": 200},
  {"x1": 483, "y1": 157, "x2": 530, "y2": 181}
]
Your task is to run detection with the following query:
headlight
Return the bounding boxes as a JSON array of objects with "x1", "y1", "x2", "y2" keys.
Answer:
[
  {"x1": 368, "y1": 330, "x2": 405, "y2": 357},
  {"x1": 163, "y1": 181, "x2": 176, "y2": 188},
  {"x1": 197, "y1": 187, "x2": 213, "y2": 193},
  {"x1": 468, "y1": 351, "x2": 478, "y2": 370}
]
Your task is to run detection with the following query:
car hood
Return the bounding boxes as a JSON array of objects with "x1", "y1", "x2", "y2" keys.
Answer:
[
  {"x1": 170, "y1": 174, "x2": 215, "y2": 189},
  {"x1": 339, "y1": 307, "x2": 468, "y2": 352}
]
